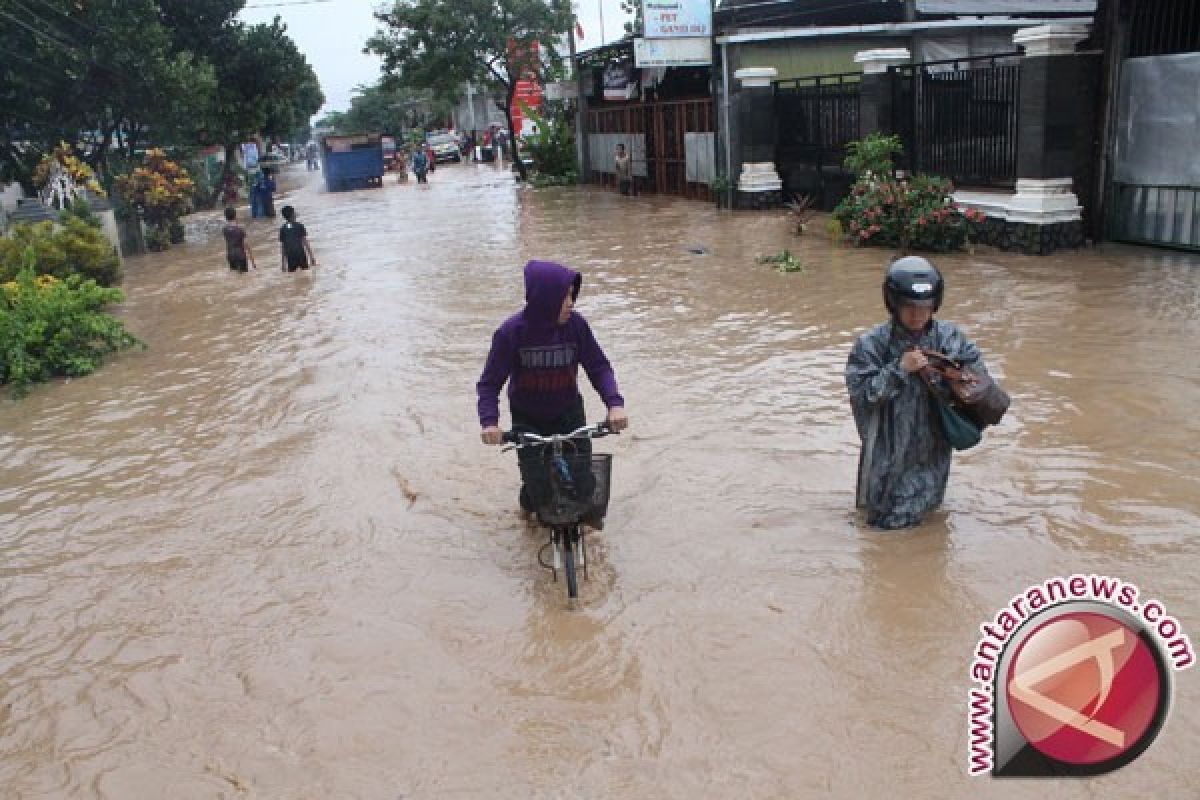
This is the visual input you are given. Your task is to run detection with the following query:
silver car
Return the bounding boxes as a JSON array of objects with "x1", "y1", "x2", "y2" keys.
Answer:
[{"x1": 427, "y1": 133, "x2": 462, "y2": 163}]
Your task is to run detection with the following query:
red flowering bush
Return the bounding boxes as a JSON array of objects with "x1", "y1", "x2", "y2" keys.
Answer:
[{"x1": 833, "y1": 139, "x2": 987, "y2": 252}]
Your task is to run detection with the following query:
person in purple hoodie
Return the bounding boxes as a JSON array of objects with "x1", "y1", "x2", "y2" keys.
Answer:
[{"x1": 478, "y1": 260, "x2": 630, "y2": 522}]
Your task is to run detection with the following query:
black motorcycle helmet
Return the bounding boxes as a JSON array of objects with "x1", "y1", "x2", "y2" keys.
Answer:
[{"x1": 883, "y1": 256, "x2": 944, "y2": 314}]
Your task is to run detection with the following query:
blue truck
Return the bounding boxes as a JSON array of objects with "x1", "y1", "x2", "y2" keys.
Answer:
[{"x1": 320, "y1": 133, "x2": 385, "y2": 191}]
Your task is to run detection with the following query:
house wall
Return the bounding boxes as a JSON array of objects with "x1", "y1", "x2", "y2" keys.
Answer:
[
  {"x1": 728, "y1": 37, "x2": 909, "y2": 81},
  {"x1": 1, "y1": 182, "x2": 26, "y2": 235}
]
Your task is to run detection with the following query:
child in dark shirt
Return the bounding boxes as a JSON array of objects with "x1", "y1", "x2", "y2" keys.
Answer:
[
  {"x1": 222, "y1": 207, "x2": 256, "y2": 272},
  {"x1": 278, "y1": 205, "x2": 318, "y2": 272}
]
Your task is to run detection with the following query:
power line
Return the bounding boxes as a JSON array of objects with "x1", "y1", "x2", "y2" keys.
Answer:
[
  {"x1": 0, "y1": 6, "x2": 124, "y2": 81},
  {"x1": 0, "y1": 8, "x2": 80, "y2": 57},
  {"x1": 20, "y1": 0, "x2": 106, "y2": 38}
]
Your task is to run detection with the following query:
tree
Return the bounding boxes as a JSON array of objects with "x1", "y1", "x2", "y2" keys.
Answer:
[
  {"x1": 367, "y1": 0, "x2": 573, "y2": 181},
  {"x1": 196, "y1": 17, "x2": 324, "y2": 203},
  {"x1": 314, "y1": 111, "x2": 348, "y2": 132},
  {"x1": 157, "y1": 0, "x2": 246, "y2": 55},
  {"x1": 319, "y1": 83, "x2": 456, "y2": 136},
  {"x1": 0, "y1": 0, "x2": 217, "y2": 184},
  {"x1": 0, "y1": 1, "x2": 321, "y2": 205}
]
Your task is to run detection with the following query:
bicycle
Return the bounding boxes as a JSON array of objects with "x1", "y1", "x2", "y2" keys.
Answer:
[{"x1": 501, "y1": 423, "x2": 617, "y2": 601}]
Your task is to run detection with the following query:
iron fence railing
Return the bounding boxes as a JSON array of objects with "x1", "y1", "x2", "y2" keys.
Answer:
[
  {"x1": 1128, "y1": 0, "x2": 1200, "y2": 58},
  {"x1": 773, "y1": 71, "x2": 861, "y2": 207},
  {"x1": 891, "y1": 53, "x2": 1021, "y2": 188}
]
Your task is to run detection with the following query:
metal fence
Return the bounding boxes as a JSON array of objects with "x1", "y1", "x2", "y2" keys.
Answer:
[
  {"x1": 1128, "y1": 0, "x2": 1200, "y2": 58},
  {"x1": 1110, "y1": 184, "x2": 1200, "y2": 252},
  {"x1": 773, "y1": 71, "x2": 861, "y2": 208},
  {"x1": 891, "y1": 54, "x2": 1021, "y2": 188}
]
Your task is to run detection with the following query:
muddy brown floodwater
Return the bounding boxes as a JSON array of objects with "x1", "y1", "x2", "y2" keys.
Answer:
[{"x1": 1, "y1": 164, "x2": 1198, "y2": 799}]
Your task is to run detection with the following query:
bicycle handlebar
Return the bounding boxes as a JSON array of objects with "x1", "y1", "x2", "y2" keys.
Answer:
[{"x1": 502, "y1": 422, "x2": 617, "y2": 447}]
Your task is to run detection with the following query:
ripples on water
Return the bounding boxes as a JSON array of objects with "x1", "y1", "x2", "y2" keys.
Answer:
[{"x1": 0, "y1": 165, "x2": 1197, "y2": 798}]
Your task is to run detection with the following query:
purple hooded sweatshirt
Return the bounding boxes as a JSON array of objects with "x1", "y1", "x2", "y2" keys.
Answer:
[{"x1": 476, "y1": 260, "x2": 624, "y2": 428}]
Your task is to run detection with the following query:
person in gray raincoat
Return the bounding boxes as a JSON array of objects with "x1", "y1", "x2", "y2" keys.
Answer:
[{"x1": 845, "y1": 257, "x2": 990, "y2": 529}]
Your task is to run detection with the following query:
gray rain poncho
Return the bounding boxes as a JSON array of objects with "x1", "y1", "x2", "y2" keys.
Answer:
[{"x1": 845, "y1": 319, "x2": 986, "y2": 529}]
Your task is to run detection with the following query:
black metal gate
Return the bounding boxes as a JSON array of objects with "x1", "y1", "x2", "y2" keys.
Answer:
[
  {"x1": 891, "y1": 54, "x2": 1020, "y2": 188},
  {"x1": 773, "y1": 72, "x2": 861, "y2": 209},
  {"x1": 1108, "y1": 0, "x2": 1200, "y2": 250}
]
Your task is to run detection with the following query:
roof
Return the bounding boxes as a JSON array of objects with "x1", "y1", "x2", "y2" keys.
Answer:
[
  {"x1": 715, "y1": 0, "x2": 1095, "y2": 30},
  {"x1": 574, "y1": 38, "x2": 635, "y2": 65},
  {"x1": 916, "y1": 0, "x2": 1095, "y2": 12},
  {"x1": 716, "y1": 16, "x2": 1093, "y2": 44}
]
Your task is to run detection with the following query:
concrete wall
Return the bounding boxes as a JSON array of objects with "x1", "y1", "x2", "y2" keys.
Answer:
[
  {"x1": 97, "y1": 209, "x2": 122, "y2": 262},
  {"x1": 1, "y1": 182, "x2": 25, "y2": 234},
  {"x1": 729, "y1": 37, "x2": 908, "y2": 82},
  {"x1": 453, "y1": 87, "x2": 509, "y2": 134}
]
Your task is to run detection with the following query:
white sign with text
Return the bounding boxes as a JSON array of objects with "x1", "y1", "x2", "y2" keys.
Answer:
[
  {"x1": 634, "y1": 37, "x2": 712, "y2": 67},
  {"x1": 643, "y1": 0, "x2": 711, "y2": 38}
]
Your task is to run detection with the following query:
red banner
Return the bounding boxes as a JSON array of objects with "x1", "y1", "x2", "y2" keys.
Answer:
[{"x1": 508, "y1": 40, "x2": 543, "y2": 136}]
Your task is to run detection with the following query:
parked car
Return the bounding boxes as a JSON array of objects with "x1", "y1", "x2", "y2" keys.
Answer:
[{"x1": 427, "y1": 132, "x2": 462, "y2": 163}]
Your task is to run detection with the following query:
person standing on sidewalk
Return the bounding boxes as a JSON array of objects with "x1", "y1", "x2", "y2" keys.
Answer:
[{"x1": 614, "y1": 144, "x2": 633, "y2": 196}]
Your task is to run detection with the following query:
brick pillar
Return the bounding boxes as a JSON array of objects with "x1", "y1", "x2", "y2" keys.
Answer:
[
  {"x1": 733, "y1": 67, "x2": 782, "y2": 210},
  {"x1": 853, "y1": 48, "x2": 910, "y2": 136},
  {"x1": 1008, "y1": 24, "x2": 1091, "y2": 227}
]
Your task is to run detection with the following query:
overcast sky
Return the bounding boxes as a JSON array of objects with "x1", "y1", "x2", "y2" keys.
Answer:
[{"x1": 240, "y1": 0, "x2": 633, "y2": 116}]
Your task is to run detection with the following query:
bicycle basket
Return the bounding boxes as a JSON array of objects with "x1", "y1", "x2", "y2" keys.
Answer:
[{"x1": 532, "y1": 453, "x2": 612, "y2": 527}]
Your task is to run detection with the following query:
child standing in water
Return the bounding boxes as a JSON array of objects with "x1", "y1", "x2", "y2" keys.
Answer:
[
  {"x1": 222, "y1": 207, "x2": 256, "y2": 272},
  {"x1": 278, "y1": 205, "x2": 318, "y2": 272}
]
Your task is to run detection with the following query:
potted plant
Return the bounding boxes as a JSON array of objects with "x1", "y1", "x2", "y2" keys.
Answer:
[
  {"x1": 711, "y1": 174, "x2": 732, "y2": 209},
  {"x1": 145, "y1": 225, "x2": 171, "y2": 252}
]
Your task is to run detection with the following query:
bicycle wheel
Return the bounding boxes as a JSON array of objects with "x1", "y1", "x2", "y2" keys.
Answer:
[{"x1": 562, "y1": 528, "x2": 578, "y2": 600}]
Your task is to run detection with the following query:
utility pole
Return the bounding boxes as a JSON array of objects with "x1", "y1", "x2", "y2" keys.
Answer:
[{"x1": 569, "y1": 4, "x2": 589, "y2": 183}]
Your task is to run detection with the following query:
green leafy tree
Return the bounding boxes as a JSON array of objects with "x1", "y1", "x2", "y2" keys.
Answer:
[
  {"x1": 314, "y1": 110, "x2": 347, "y2": 132},
  {"x1": 523, "y1": 106, "x2": 575, "y2": 182},
  {"x1": 197, "y1": 17, "x2": 324, "y2": 203},
  {"x1": 0, "y1": 2, "x2": 320, "y2": 204},
  {"x1": 0, "y1": 0, "x2": 217, "y2": 185},
  {"x1": 330, "y1": 83, "x2": 456, "y2": 136},
  {"x1": 158, "y1": 0, "x2": 246, "y2": 55},
  {"x1": 367, "y1": 0, "x2": 572, "y2": 181}
]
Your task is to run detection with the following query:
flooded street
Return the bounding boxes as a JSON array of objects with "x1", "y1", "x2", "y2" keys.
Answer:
[{"x1": 1, "y1": 163, "x2": 1198, "y2": 798}]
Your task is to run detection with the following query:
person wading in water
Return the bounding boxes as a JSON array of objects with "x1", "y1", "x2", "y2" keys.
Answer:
[{"x1": 845, "y1": 257, "x2": 996, "y2": 529}]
